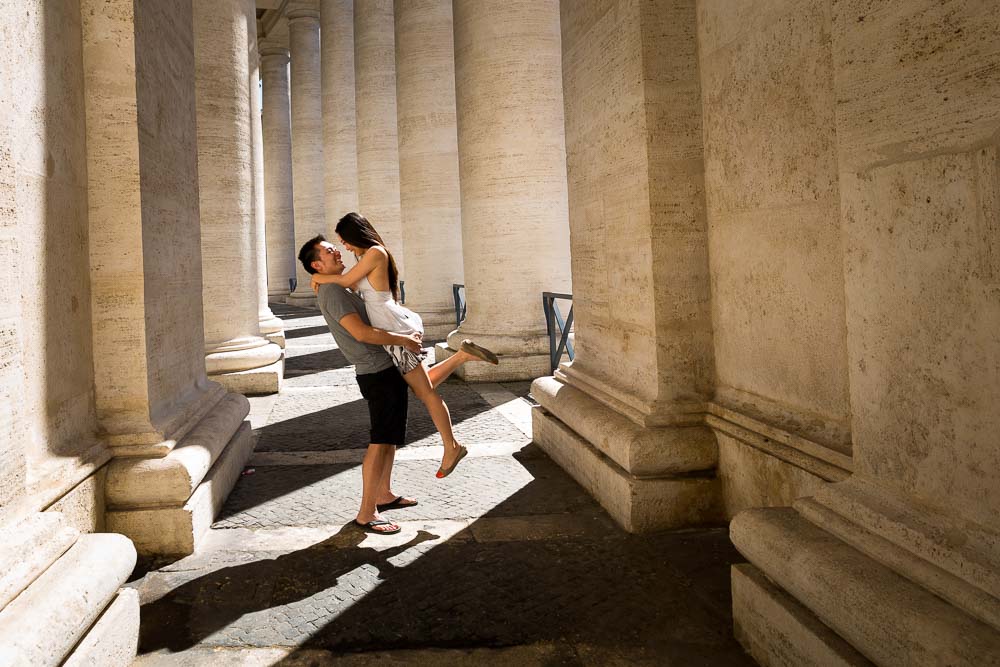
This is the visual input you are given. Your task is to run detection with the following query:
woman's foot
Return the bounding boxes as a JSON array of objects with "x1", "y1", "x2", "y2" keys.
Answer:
[
  {"x1": 460, "y1": 339, "x2": 499, "y2": 365},
  {"x1": 355, "y1": 512, "x2": 400, "y2": 534},
  {"x1": 375, "y1": 495, "x2": 418, "y2": 511},
  {"x1": 436, "y1": 444, "x2": 468, "y2": 479}
]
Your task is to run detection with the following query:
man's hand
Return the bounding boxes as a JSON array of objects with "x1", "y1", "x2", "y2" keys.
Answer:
[{"x1": 311, "y1": 278, "x2": 320, "y2": 293}]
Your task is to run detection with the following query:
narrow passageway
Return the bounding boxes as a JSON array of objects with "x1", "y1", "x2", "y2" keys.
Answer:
[{"x1": 132, "y1": 303, "x2": 754, "y2": 666}]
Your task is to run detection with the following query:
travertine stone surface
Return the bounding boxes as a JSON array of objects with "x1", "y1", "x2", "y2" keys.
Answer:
[
  {"x1": 321, "y1": 0, "x2": 359, "y2": 260},
  {"x1": 63, "y1": 587, "x2": 139, "y2": 667},
  {"x1": 354, "y1": 0, "x2": 404, "y2": 275},
  {"x1": 0, "y1": 512, "x2": 78, "y2": 611},
  {"x1": 1, "y1": 0, "x2": 100, "y2": 523},
  {"x1": 248, "y1": 20, "x2": 284, "y2": 342},
  {"x1": 287, "y1": 0, "x2": 323, "y2": 306},
  {"x1": 445, "y1": 0, "x2": 571, "y2": 379},
  {"x1": 0, "y1": 533, "x2": 136, "y2": 666},
  {"x1": 697, "y1": 0, "x2": 851, "y2": 452},
  {"x1": 394, "y1": 0, "x2": 464, "y2": 339},
  {"x1": 730, "y1": 3, "x2": 1000, "y2": 663},
  {"x1": 531, "y1": 0, "x2": 717, "y2": 530},
  {"x1": 195, "y1": 0, "x2": 283, "y2": 376},
  {"x1": 260, "y1": 40, "x2": 296, "y2": 298}
]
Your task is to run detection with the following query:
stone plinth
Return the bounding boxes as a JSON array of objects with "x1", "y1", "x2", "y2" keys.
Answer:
[
  {"x1": 287, "y1": 1, "x2": 323, "y2": 307},
  {"x1": 354, "y1": 0, "x2": 404, "y2": 274},
  {"x1": 442, "y1": 0, "x2": 571, "y2": 380},
  {"x1": 260, "y1": 42, "x2": 296, "y2": 299},
  {"x1": 395, "y1": 0, "x2": 463, "y2": 340}
]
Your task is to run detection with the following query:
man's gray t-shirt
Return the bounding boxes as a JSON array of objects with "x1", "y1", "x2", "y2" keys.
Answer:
[{"x1": 316, "y1": 284, "x2": 394, "y2": 375}]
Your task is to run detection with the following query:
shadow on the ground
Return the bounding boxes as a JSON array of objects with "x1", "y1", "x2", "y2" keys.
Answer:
[
  {"x1": 284, "y1": 325, "x2": 335, "y2": 340},
  {"x1": 283, "y1": 349, "x2": 352, "y2": 375},
  {"x1": 139, "y1": 446, "x2": 750, "y2": 663}
]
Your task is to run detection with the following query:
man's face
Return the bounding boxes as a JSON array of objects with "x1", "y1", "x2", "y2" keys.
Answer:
[{"x1": 310, "y1": 241, "x2": 345, "y2": 275}]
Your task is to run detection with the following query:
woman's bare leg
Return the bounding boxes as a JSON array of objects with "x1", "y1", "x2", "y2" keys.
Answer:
[
  {"x1": 427, "y1": 349, "x2": 474, "y2": 389},
  {"x1": 401, "y1": 364, "x2": 464, "y2": 472}
]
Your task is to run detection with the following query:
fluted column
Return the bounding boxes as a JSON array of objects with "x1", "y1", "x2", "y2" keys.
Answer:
[
  {"x1": 321, "y1": 0, "x2": 359, "y2": 268},
  {"x1": 438, "y1": 0, "x2": 571, "y2": 380},
  {"x1": 394, "y1": 0, "x2": 464, "y2": 340},
  {"x1": 195, "y1": 0, "x2": 283, "y2": 393},
  {"x1": 249, "y1": 18, "x2": 285, "y2": 348},
  {"x1": 260, "y1": 42, "x2": 296, "y2": 299},
  {"x1": 286, "y1": 1, "x2": 323, "y2": 306},
  {"x1": 354, "y1": 0, "x2": 404, "y2": 275}
]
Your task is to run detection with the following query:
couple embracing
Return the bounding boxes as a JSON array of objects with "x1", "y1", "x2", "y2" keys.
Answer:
[{"x1": 298, "y1": 212, "x2": 497, "y2": 536}]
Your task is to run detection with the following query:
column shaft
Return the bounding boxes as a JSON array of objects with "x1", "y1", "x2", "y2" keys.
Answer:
[
  {"x1": 260, "y1": 43, "x2": 296, "y2": 298},
  {"x1": 321, "y1": 0, "x2": 359, "y2": 264},
  {"x1": 248, "y1": 16, "x2": 285, "y2": 347},
  {"x1": 286, "y1": 2, "x2": 323, "y2": 306},
  {"x1": 441, "y1": 0, "x2": 571, "y2": 380},
  {"x1": 354, "y1": 0, "x2": 404, "y2": 275},
  {"x1": 194, "y1": 0, "x2": 282, "y2": 392},
  {"x1": 394, "y1": 0, "x2": 464, "y2": 340}
]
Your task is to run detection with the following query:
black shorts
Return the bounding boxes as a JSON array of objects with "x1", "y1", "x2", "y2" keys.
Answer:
[{"x1": 355, "y1": 366, "x2": 408, "y2": 446}]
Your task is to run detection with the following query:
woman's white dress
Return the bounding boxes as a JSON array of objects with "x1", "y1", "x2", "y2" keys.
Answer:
[{"x1": 357, "y1": 275, "x2": 426, "y2": 374}]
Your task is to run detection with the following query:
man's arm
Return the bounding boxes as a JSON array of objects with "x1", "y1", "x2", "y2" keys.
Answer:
[{"x1": 339, "y1": 313, "x2": 422, "y2": 353}]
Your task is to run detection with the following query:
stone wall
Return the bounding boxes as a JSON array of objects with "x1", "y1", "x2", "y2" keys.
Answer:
[
  {"x1": 697, "y1": 0, "x2": 853, "y2": 513},
  {"x1": 0, "y1": 0, "x2": 105, "y2": 525}
]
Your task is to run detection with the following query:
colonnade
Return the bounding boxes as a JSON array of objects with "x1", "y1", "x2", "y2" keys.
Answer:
[{"x1": 257, "y1": 0, "x2": 570, "y2": 375}]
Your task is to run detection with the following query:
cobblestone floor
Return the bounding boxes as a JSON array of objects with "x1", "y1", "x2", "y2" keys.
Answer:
[{"x1": 133, "y1": 302, "x2": 755, "y2": 666}]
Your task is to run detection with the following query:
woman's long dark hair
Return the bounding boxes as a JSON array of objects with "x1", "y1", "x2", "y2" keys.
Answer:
[{"x1": 335, "y1": 212, "x2": 401, "y2": 301}]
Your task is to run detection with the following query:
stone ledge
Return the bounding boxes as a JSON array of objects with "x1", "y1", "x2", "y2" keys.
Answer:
[
  {"x1": 532, "y1": 375, "x2": 717, "y2": 476},
  {"x1": 732, "y1": 563, "x2": 872, "y2": 667},
  {"x1": 730, "y1": 506, "x2": 1000, "y2": 665},
  {"x1": 0, "y1": 533, "x2": 136, "y2": 665},
  {"x1": 107, "y1": 422, "x2": 254, "y2": 556},
  {"x1": 210, "y1": 356, "x2": 284, "y2": 395},
  {"x1": 106, "y1": 392, "x2": 250, "y2": 507},
  {"x1": 0, "y1": 512, "x2": 79, "y2": 611},
  {"x1": 64, "y1": 587, "x2": 139, "y2": 667},
  {"x1": 532, "y1": 406, "x2": 722, "y2": 532}
]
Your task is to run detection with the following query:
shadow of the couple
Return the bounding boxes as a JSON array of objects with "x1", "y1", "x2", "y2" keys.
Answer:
[{"x1": 139, "y1": 526, "x2": 440, "y2": 653}]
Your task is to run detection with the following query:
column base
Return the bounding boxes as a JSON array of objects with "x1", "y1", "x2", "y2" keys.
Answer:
[
  {"x1": 64, "y1": 588, "x2": 139, "y2": 667},
  {"x1": 268, "y1": 288, "x2": 290, "y2": 299},
  {"x1": 106, "y1": 421, "x2": 254, "y2": 556},
  {"x1": 285, "y1": 291, "x2": 317, "y2": 308},
  {"x1": 413, "y1": 306, "x2": 457, "y2": 341},
  {"x1": 434, "y1": 342, "x2": 550, "y2": 381},
  {"x1": 731, "y1": 564, "x2": 872, "y2": 667},
  {"x1": 209, "y1": 355, "x2": 284, "y2": 395},
  {"x1": 730, "y1": 506, "x2": 1000, "y2": 666},
  {"x1": 265, "y1": 330, "x2": 286, "y2": 349},
  {"x1": 532, "y1": 405, "x2": 721, "y2": 532}
]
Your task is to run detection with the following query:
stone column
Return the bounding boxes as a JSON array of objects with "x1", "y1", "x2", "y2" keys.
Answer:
[
  {"x1": 286, "y1": 0, "x2": 323, "y2": 306},
  {"x1": 195, "y1": 0, "x2": 283, "y2": 394},
  {"x1": 729, "y1": 3, "x2": 1000, "y2": 664},
  {"x1": 354, "y1": 0, "x2": 404, "y2": 274},
  {"x1": 436, "y1": 0, "x2": 571, "y2": 380},
  {"x1": 260, "y1": 39, "x2": 296, "y2": 299},
  {"x1": 321, "y1": 0, "x2": 359, "y2": 268},
  {"x1": 393, "y1": 0, "x2": 464, "y2": 340},
  {"x1": 531, "y1": 0, "x2": 718, "y2": 532},
  {"x1": 81, "y1": 0, "x2": 254, "y2": 555},
  {"x1": 248, "y1": 16, "x2": 285, "y2": 348}
]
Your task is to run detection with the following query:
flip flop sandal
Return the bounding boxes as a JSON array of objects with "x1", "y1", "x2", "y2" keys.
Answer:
[
  {"x1": 436, "y1": 445, "x2": 468, "y2": 479},
  {"x1": 376, "y1": 496, "x2": 419, "y2": 512},
  {"x1": 460, "y1": 339, "x2": 499, "y2": 365},
  {"x1": 355, "y1": 519, "x2": 401, "y2": 535}
]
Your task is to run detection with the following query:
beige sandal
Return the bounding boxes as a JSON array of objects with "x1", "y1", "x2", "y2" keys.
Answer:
[{"x1": 460, "y1": 339, "x2": 499, "y2": 365}]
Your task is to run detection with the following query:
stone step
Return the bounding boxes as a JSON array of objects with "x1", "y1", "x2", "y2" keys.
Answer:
[
  {"x1": 0, "y1": 533, "x2": 137, "y2": 666},
  {"x1": 0, "y1": 512, "x2": 79, "y2": 611},
  {"x1": 63, "y1": 588, "x2": 140, "y2": 667}
]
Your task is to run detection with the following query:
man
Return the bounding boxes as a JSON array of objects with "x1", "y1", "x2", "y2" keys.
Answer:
[{"x1": 298, "y1": 234, "x2": 481, "y2": 535}]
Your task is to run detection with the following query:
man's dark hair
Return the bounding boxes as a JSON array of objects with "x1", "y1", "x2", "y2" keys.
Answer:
[{"x1": 297, "y1": 234, "x2": 327, "y2": 275}]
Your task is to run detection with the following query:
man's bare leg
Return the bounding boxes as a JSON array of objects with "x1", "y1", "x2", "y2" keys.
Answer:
[
  {"x1": 357, "y1": 443, "x2": 398, "y2": 532},
  {"x1": 374, "y1": 446, "x2": 415, "y2": 507}
]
